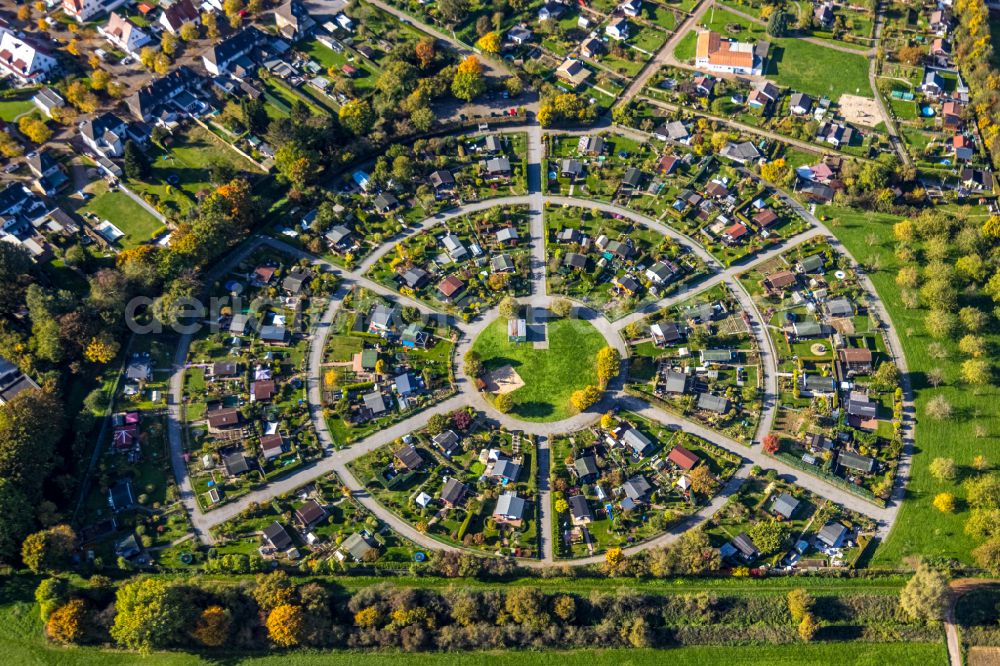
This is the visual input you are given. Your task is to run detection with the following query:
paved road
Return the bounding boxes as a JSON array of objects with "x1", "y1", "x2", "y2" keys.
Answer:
[{"x1": 166, "y1": 121, "x2": 910, "y2": 563}]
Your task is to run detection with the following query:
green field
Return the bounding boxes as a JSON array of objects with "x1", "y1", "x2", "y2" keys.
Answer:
[
  {"x1": 0, "y1": 97, "x2": 36, "y2": 122},
  {"x1": 471, "y1": 317, "x2": 607, "y2": 421},
  {"x1": 819, "y1": 204, "x2": 997, "y2": 565}
]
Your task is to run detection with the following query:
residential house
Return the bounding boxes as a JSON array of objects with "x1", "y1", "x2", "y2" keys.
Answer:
[
  {"x1": 363, "y1": 390, "x2": 387, "y2": 417},
  {"x1": 814, "y1": 2, "x2": 835, "y2": 28},
  {"x1": 748, "y1": 81, "x2": 779, "y2": 109},
  {"x1": 650, "y1": 321, "x2": 682, "y2": 346},
  {"x1": 646, "y1": 260, "x2": 680, "y2": 285},
  {"x1": 263, "y1": 521, "x2": 293, "y2": 551},
  {"x1": 295, "y1": 499, "x2": 327, "y2": 530},
  {"x1": 100, "y1": 12, "x2": 151, "y2": 56},
  {"x1": 400, "y1": 322, "x2": 428, "y2": 349},
  {"x1": 62, "y1": 0, "x2": 128, "y2": 22},
  {"x1": 574, "y1": 455, "x2": 598, "y2": 482},
  {"x1": 206, "y1": 406, "x2": 240, "y2": 433},
  {"x1": 697, "y1": 392, "x2": 730, "y2": 414},
  {"x1": 621, "y1": 0, "x2": 642, "y2": 17},
  {"x1": 496, "y1": 226, "x2": 519, "y2": 244},
  {"x1": 274, "y1": 0, "x2": 315, "y2": 40},
  {"x1": 556, "y1": 58, "x2": 592, "y2": 88},
  {"x1": 723, "y1": 222, "x2": 748, "y2": 244},
  {"x1": 394, "y1": 444, "x2": 423, "y2": 471},
  {"x1": 259, "y1": 433, "x2": 284, "y2": 461},
  {"x1": 569, "y1": 494, "x2": 592, "y2": 525},
  {"x1": 222, "y1": 450, "x2": 250, "y2": 476},
  {"x1": 791, "y1": 320, "x2": 827, "y2": 339},
  {"x1": 26, "y1": 149, "x2": 67, "y2": 196},
  {"x1": 80, "y1": 112, "x2": 130, "y2": 158},
  {"x1": 799, "y1": 373, "x2": 836, "y2": 396},
  {"x1": 400, "y1": 266, "x2": 429, "y2": 289},
  {"x1": 250, "y1": 379, "x2": 276, "y2": 403},
  {"x1": 202, "y1": 27, "x2": 267, "y2": 76},
  {"x1": 653, "y1": 120, "x2": 689, "y2": 142},
  {"x1": 816, "y1": 521, "x2": 848, "y2": 548},
  {"x1": 954, "y1": 134, "x2": 974, "y2": 162},
  {"x1": 942, "y1": 101, "x2": 962, "y2": 129},
  {"x1": 772, "y1": 492, "x2": 799, "y2": 519},
  {"x1": 0, "y1": 32, "x2": 57, "y2": 83},
  {"x1": 108, "y1": 479, "x2": 135, "y2": 512},
  {"x1": 621, "y1": 427, "x2": 653, "y2": 457},
  {"x1": 0, "y1": 356, "x2": 39, "y2": 405},
  {"x1": 338, "y1": 532, "x2": 377, "y2": 561},
  {"x1": 764, "y1": 269, "x2": 797, "y2": 292},
  {"x1": 839, "y1": 347, "x2": 873, "y2": 375},
  {"x1": 493, "y1": 492, "x2": 527, "y2": 525},
  {"x1": 561, "y1": 158, "x2": 583, "y2": 179},
  {"x1": 662, "y1": 370, "x2": 689, "y2": 394},
  {"x1": 790, "y1": 92, "x2": 812, "y2": 115},
  {"x1": 754, "y1": 208, "x2": 778, "y2": 229},
  {"x1": 507, "y1": 25, "x2": 533, "y2": 45},
  {"x1": 729, "y1": 532, "x2": 759, "y2": 561},
  {"x1": 960, "y1": 167, "x2": 994, "y2": 193},
  {"x1": 538, "y1": 1, "x2": 566, "y2": 20},
  {"x1": 325, "y1": 225, "x2": 354, "y2": 251},
  {"x1": 581, "y1": 36, "x2": 604, "y2": 59},
  {"x1": 125, "y1": 66, "x2": 202, "y2": 122},
  {"x1": 433, "y1": 429, "x2": 461, "y2": 457},
  {"x1": 606, "y1": 17, "x2": 630, "y2": 40},
  {"x1": 667, "y1": 445, "x2": 699, "y2": 471},
  {"x1": 817, "y1": 121, "x2": 854, "y2": 147},
  {"x1": 282, "y1": 268, "x2": 311, "y2": 295},
  {"x1": 368, "y1": 303, "x2": 399, "y2": 334},
  {"x1": 720, "y1": 141, "x2": 761, "y2": 164},
  {"x1": 484, "y1": 157, "x2": 511, "y2": 179},
  {"x1": 491, "y1": 458, "x2": 522, "y2": 483},
  {"x1": 492, "y1": 253, "x2": 515, "y2": 273},
  {"x1": 159, "y1": 0, "x2": 200, "y2": 34},
  {"x1": 621, "y1": 167, "x2": 644, "y2": 190},
  {"x1": 439, "y1": 477, "x2": 468, "y2": 508},
  {"x1": 437, "y1": 275, "x2": 466, "y2": 302},
  {"x1": 931, "y1": 38, "x2": 951, "y2": 58},
  {"x1": 429, "y1": 169, "x2": 455, "y2": 195},
  {"x1": 619, "y1": 475, "x2": 653, "y2": 506},
  {"x1": 373, "y1": 192, "x2": 398, "y2": 214},
  {"x1": 825, "y1": 297, "x2": 854, "y2": 318},
  {"x1": 695, "y1": 30, "x2": 767, "y2": 75},
  {"x1": 394, "y1": 372, "x2": 417, "y2": 396},
  {"x1": 564, "y1": 252, "x2": 587, "y2": 270},
  {"x1": 922, "y1": 69, "x2": 944, "y2": 96}
]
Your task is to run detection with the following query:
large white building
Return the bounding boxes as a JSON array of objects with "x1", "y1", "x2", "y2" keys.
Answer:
[
  {"x1": 0, "y1": 31, "x2": 57, "y2": 84},
  {"x1": 694, "y1": 30, "x2": 767, "y2": 76}
]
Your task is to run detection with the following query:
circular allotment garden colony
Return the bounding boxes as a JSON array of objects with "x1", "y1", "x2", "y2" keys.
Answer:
[{"x1": 156, "y1": 125, "x2": 911, "y2": 571}]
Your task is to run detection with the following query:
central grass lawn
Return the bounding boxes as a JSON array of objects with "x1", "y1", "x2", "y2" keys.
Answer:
[
  {"x1": 0, "y1": 97, "x2": 35, "y2": 122},
  {"x1": 77, "y1": 181, "x2": 163, "y2": 248},
  {"x1": 472, "y1": 317, "x2": 607, "y2": 422}
]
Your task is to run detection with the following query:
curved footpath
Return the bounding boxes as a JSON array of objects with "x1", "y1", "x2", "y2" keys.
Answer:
[{"x1": 165, "y1": 121, "x2": 910, "y2": 564}]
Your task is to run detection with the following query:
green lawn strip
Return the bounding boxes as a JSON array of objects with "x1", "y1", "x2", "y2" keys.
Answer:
[
  {"x1": 818, "y1": 204, "x2": 996, "y2": 565},
  {"x1": 471, "y1": 317, "x2": 606, "y2": 422}
]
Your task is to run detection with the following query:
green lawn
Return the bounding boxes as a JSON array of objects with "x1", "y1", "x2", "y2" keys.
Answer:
[
  {"x1": 0, "y1": 97, "x2": 36, "y2": 122},
  {"x1": 471, "y1": 317, "x2": 608, "y2": 421},
  {"x1": 818, "y1": 204, "x2": 997, "y2": 565},
  {"x1": 78, "y1": 182, "x2": 163, "y2": 248}
]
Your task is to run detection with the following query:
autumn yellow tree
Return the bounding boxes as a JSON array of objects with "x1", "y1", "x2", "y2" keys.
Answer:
[
  {"x1": 933, "y1": 492, "x2": 956, "y2": 513},
  {"x1": 596, "y1": 346, "x2": 621, "y2": 387},
  {"x1": 84, "y1": 334, "x2": 120, "y2": 364},
  {"x1": 354, "y1": 605, "x2": 379, "y2": 627},
  {"x1": 570, "y1": 385, "x2": 601, "y2": 411},
  {"x1": 476, "y1": 31, "x2": 501, "y2": 54},
  {"x1": 46, "y1": 598, "x2": 87, "y2": 644},
  {"x1": 90, "y1": 68, "x2": 111, "y2": 91},
  {"x1": 266, "y1": 604, "x2": 305, "y2": 647},
  {"x1": 760, "y1": 158, "x2": 788, "y2": 182},
  {"x1": 18, "y1": 116, "x2": 52, "y2": 144}
]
